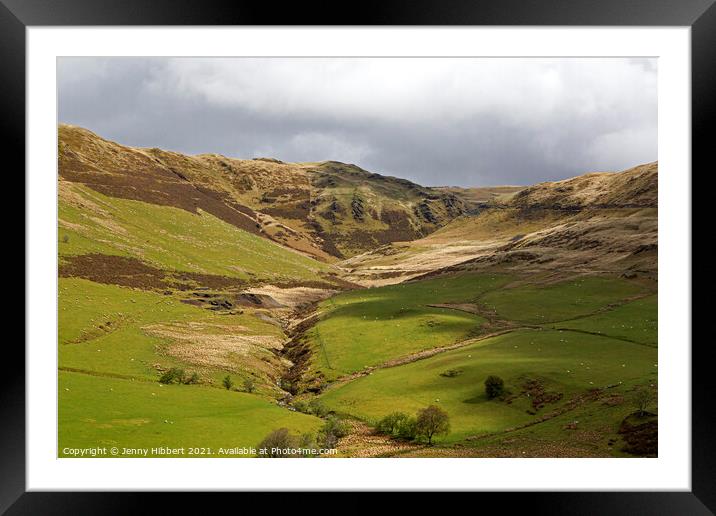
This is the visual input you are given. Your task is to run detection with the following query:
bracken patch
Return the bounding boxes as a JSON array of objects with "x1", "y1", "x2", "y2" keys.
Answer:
[{"x1": 59, "y1": 253, "x2": 249, "y2": 291}]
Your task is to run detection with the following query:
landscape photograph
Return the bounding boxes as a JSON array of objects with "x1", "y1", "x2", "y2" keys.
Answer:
[{"x1": 57, "y1": 57, "x2": 658, "y2": 458}]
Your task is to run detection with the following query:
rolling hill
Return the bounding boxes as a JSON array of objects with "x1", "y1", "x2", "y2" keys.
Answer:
[
  {"x1": 57, "y1": 125, "x2": 658, "y2": 458},
  {"x1": 59, "y1": 125, "x2": 467, "y2": 261},
  {"x1": 338, "y1": 162, "x2": 658, "y2": 286}
]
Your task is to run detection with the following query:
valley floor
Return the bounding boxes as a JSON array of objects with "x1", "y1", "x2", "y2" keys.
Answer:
[{"x1": 58, "y1": 268, "x2": 657, "y2": 458}]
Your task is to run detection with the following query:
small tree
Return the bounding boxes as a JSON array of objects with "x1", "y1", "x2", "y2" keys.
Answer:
[
  {"x1": 484, "y1": 375, "x2": 505, "y2": 399},
  {"x1": 222, "y1": 375, "x2": 234, "y2": 390},
  {"x1": 257, "y1": 428, "x2": 298, "y2": 458},
  {"x1": 243, "y1": 377, "x2": 256, "y2": 393},
  {"x1": 415, "y1": 405, "x2": 450, "y2": 445},
  {"x1": 377, "y1": 412, "x2": 409, "y2": 436},
  {"x1": 61, "y1": 235, "x2": 70, "y2": 244},
  {"x1": 632, "y1": 386, "x2": 656, "y2": 416}
]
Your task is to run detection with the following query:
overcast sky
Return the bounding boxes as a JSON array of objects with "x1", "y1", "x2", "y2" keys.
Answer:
[{"x1": 58, "y1": 57, "x2": 656, "y2": 187}]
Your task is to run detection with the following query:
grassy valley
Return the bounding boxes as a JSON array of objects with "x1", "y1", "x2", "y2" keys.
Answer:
[
  {"x1": 315, "y1": 275, "x2": 656, "y2": 456},
  {"x1": 57, "y1": 127, "x2": 658, "y2": 458}
]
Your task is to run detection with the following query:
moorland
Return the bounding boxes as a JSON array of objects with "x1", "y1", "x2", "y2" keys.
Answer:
[{"x1": 58, "y1": 125, "x2": 658, "y2": 457}]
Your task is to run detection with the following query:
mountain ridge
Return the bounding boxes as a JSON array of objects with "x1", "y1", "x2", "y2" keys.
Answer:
[
  {"x1": 59, "y1": 124, "x2": 468, "y2": 261},
  {"x1": 338, "y1": 161, "x2": 658, "y2": 286}
]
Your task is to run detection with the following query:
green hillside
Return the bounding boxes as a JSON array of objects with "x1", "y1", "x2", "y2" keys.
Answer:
[
  {"x1": 57, "y1": 125, "x2": 659, "y2": 458},
  {"x1": 59, "y1": 182, "x2": 333, "y2": 285},
  {"x1": 297, "y1": 273, "x2": 512, "y2": 386}
]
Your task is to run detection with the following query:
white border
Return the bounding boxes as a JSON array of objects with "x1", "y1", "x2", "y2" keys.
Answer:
[{"x1": 27, "y1": 27, "x2": 691, "y2": 491}]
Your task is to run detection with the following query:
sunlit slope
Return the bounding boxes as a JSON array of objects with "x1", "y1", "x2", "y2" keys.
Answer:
[
  {"x1": 59, "y1": 371, "x2": 322, "y2": 457},
  {"x1": 478, "y1": 276, "x2": 646, "y2": 324},
  {"x1": 59, "y1": 181, "x2": 340, "y2": 287},
  {"x1": 339, "y1": 163, "x2": 657, "y2": 286},
  {"x1": 303, "y1": 273, "x2": 651, "y2": 385},
  {"x1": 318, "y1": 276, "x2": 657, "y2": 453},
  {"x1": 293, "y1": 273, "x2": 516, "y2": 386},
  {"x1": 319, "y1": 329, "x2": 657, "y2": 443},
  {"x1": 546, "y1": 294, "x2": 657, "y2": 346},
  {"x1": 59, "y1": 124, "x2": 467, "y2": 260},
  {"x1": 59, "y1": 278, "x2": 287, "y2": 389},
  {"x1": 58, "y1": 278, "x2": 324, "y2": 456}
]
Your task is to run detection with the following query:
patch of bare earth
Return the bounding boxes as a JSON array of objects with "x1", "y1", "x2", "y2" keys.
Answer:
[
  {"x1": 332, "y1": 420, "x2": 425, "y2": 458},
  {"x1": 244, "y1": 285, "x2": 339, "y2": 309}
]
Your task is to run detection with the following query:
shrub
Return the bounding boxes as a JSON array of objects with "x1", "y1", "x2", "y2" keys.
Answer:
[
  {"x1": 184, "y1": 372, "x2": 200, "y2": 385},
  {"x1": 395, "y1": 416, "x2": 418, "y2": 440},
  {"x1": 308, "y1": 399, "x2": 329, "y2": 417},
  {"x1": 376, "y1": 412, "x2": 409, "y2": 436},
  {"x1": 298, "y1": 432, "x2": 318, "y2": 457},
  {"x1": 222, "y1": 375, "x2": 234, "y2": 390},
  {"x1": 632, "y1": 386, "x2": 656, "y2": 416},
  {"x1": 243, "y1": 377, "x2": 256, "y2": 393},
  {"x1": 257, "y1": 428, "x2": 298, "y2": 458},
  {"x1": 415, "y1": 405, "x2": 450, "y2": 445},
  {"x1": 485, "y1": 375, "x2": 505, "y2": 399},
  {"x1": 318, "y1": 416, "x2": 350, "y2": 448},
  {"x1": 299, "y1": 432, "x2": 316, "y2": 448},
  {"x1": 325, "y1": 416, "x2": 351, "y2": 438},
  {"x1": 279, "y1": 378, "x2": 296, "y2": 394},
  {"x1": 61, "y1": 235, "x2": 70, "y2": 244},
  {"x1": 292, "y1": 400, "x2": 309, "y2": 413},
  {"x1": 159, "y1": 367, "x2": 185, "y2": 384},
  {"x1": 320, "y1": 430, "x2": 339, "y2": 449}
]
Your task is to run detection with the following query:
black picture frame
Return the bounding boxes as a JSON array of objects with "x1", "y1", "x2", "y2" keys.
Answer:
[{"x1": 5, "y1": 0, "x2": 711, "y2": 512}]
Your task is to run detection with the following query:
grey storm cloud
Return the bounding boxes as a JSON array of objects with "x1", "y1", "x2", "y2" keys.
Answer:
[{"x1": 58, "y1": 57, "x2": 657, "y2": 187}]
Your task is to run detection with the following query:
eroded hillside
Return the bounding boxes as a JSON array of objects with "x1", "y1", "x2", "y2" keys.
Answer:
[
  {"x1": 339, "y1": 162, "x2": 657, "y2": 286},
  {"x1": 59, "y1": 125, "x2": 467, "y2": 261}
]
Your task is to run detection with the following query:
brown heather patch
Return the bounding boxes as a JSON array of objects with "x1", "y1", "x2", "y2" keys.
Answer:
[
  {"x1": 59, "y1": 128, "x2": 263, "y2": 236},
  {"x1": 65, "y1": 171, "x2": 263, "y2": 236},
  {"x1": 262, "y1": 201, "x2": 312, "y2": 221},
  {"x1": 59, "y1": 253, "x2": 169, "y2": 289},
  {"x1": 618, "y1": 412, "x2": 658, "y2": 456},
  {"x1": 58, "y1": 218, "x2": 85, "y2": 232},
  {"x1": 58, "y1": 253, "x2": 248, "y2": 291}
]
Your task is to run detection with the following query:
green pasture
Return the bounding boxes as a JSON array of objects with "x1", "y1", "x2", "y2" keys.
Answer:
[
  {"x1": 547, "y1": 295, "x2": 657, "y2": 346},
  {"x1": 59, "y1": 371, "x2": 322, "y2": 457},
  {"x1": 59, "y1": 183, "x2": 330, "y2": 282},
  {"x1": 479, "y1": 276, "x2": 650, "y2": 324},
  {"x1": 319, "y1": 329, "x2": 657, "y2": 444},
  {"x1": 306, "y1": 273, "x2": 512, "y2": 380},
  {"x1": 59, "y1": 278, "x2": 282, "y2": 386}
]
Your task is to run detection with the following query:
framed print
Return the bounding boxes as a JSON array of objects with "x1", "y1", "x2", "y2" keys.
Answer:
[{"x1": 5, "y1": 0, "x2": 711, "y2": 511}]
